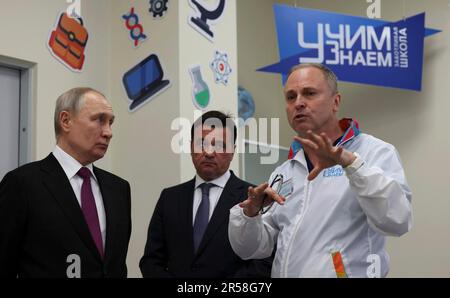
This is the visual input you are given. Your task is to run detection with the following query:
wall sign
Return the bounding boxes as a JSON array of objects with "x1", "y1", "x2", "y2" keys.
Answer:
[{"x1": 258, "y1": 4, "x2": 441, "y2": 91}]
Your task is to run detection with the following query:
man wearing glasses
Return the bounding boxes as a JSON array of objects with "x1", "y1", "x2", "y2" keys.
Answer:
[
  {"x1": 140, "y1": 111, "x2": 271, "y2": 278},
  {"x1": 228, "y1": 64, "x2": 412, "y2": 278}
]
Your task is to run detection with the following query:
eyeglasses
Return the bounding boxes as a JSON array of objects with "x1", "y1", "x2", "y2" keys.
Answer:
[{"x1": 259, "y1": 174, "x2": 284, "y2": 215}]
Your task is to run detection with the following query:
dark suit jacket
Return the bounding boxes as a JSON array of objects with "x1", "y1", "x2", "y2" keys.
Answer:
[
  {"x1": 0, "y1": 154, "x2": 132, "y2": 278},
  {"x1": 139, "y1": 171, "x2": 272, "y2": 278}
]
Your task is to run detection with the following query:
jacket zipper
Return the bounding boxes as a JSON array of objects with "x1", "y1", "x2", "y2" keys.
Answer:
[{"x1": 282, "y1": 179, "x2": 312, "y2": 277}]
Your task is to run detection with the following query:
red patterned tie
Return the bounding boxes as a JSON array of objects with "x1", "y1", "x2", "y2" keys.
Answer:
[{"x1": 77, "y1": 167, "x2": 104, "y2": 259}]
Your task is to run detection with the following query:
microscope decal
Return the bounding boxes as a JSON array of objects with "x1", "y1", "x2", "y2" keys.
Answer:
[{"x1": 188, "y1": 0, "x2": 226, "y2": 42}]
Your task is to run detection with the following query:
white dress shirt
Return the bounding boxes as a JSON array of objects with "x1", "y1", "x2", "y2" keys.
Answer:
[
  {"x1": 193, "y1": 170, "x2": 231, "y2": 225},
  {"x1": 52, "y1": 145, "x2": 106, "y2": 246}
]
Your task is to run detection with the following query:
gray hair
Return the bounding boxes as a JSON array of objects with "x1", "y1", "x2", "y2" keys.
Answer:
[
  {"x1": 54, "y1": 87, "x2": 105, "y2": 138},
  {"x1": 287, "y1": 63, "x2": 339, "y2": 95}
]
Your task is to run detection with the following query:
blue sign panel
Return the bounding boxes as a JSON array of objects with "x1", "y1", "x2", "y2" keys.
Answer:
[{"x1": 258, "y1": 4, "x2": 441, "y2": 91}]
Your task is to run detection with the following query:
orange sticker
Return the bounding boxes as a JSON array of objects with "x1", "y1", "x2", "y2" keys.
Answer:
[{"x1": 331, "y1": 251, "x2": 348, "y2": 278}]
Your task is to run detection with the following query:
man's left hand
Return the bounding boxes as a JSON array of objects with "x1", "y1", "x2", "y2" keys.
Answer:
[{"x1": 294, "y1": 130, "x2": 356, "y2": 181}]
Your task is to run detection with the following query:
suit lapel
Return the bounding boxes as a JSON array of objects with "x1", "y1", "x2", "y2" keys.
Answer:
[
  {"x1": 94, "y1": 167, "x2": 115, "y2": 264},
  {"x1": 195, "y1": 173, "x2": 243, "y2": 257},
  {"x1": 40, "y1": 154, "x2": 102, "y2": 262},
  {"x1": 181, "y1": 179, "x2": 196, "y2": 258}
]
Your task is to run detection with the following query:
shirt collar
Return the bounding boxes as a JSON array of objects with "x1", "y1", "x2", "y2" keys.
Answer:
[
  {"x1": 195, "y1": 170, "x2": 231, "y2": 189},
  {"x1": 288, "y1": 118, "x2": 360, "y2": 160},
  {"x1": 52, "y1": 145, "x2": 96, "y2": 181}
]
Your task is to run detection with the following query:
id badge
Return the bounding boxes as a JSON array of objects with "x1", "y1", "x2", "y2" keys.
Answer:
[{"x1": 278, "y1": 178, "x2": 293, "y2": 198}]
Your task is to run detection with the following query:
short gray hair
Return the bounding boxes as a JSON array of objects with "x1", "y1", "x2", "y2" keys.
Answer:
[
  {"x1": 54, "y1": 87, "x2": 105, "y2": 138},
  {"x1": 287, "y1": 63, "x2": 339, "y2": 95}
]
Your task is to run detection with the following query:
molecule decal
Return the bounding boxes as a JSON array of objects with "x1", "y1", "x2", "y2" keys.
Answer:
[
  {"x1": 210, "y1": 51, "x2": 232, "y2": 85},
  {"x1": 149, "y1": 0, "x2": 169, "y2": 18},
  {"x1": 122, "y1": 7, "x2": 147, "y2": 47}
]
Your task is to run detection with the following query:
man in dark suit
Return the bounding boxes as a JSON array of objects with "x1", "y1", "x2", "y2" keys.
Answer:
[
  {"x1": 0, "y1": 87, "x2": 131, "y2": 278},
  {"x1": 139, "y1": 111, "x2": 272, "y2": 278}
]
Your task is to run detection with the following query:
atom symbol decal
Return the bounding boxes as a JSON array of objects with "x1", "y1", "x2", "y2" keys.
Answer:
[{"x1": 210, "y1": 51, "x2": 232, "y2": 85}]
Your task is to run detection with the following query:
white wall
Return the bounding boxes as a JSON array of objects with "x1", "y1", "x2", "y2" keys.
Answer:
[
  {"x1": 108, "y1": 0, "x2": 180, "y2": 278},
  {"x1": 178, "y1": 0, "x2": 239, "y2": 181},
  {"x1": 237, "y1": 0, "x2": 450, "y2": 277},
  {"x1": 237, "y1": 0, "x2": 290, "y2": 147},
  {"x1": 0, "y1": 0, "x2": 112, "y2": 169}
]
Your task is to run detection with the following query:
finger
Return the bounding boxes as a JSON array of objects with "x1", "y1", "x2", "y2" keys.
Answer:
[
  {"x1": 252, "y1": 182, "x2": 269, "y2": 196},
  {"x1": 239, "y1": 199, "x2": 261, "y2": 217},
  {"x1": 247, "y1": 183, "x2": 269, "y2": 203},
  {"x1": 239, "y1": 198, "x2": 257, "y2": 209},
  {"x1": 308, "y1": 167, "x2": 322, "y2": 181},
  {"x1": 264, "y1": 187, "x2": 286, "y2": 205},
  {"x1": 240, "y1": 197, "x2": 262, "y2": 210},
  {"x1": 239, "y1": 198, "x2": 251, "y2": 208},
  {"x1": 247, "y1": 186, "x2": 255, "y2": 197},
  {"x1": 294, "y1": 136, "x2": 319, "y2": 150},
  {"x1": 333, "y1": 146, "x2": 344, "y2": 159},
  {"x1": 308, "y1": 131, "x2": 326, "y2": 148},
  {"x1": 321, "y1": 133, "x2": 333, "y2": 149}
]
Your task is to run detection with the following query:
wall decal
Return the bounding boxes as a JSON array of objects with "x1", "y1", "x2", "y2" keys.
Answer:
[
  {"x1": 149, "y1": 0, "x2": 169, "y2": 18},
  {"x1": 48, "y1": 12, "x2": 89, "y2": 72},
  {"x1": 211, "y1": 50, "x2": 232, "y2": 85},
  {"x1": 189, "y1": 65, "x2": 210, "y2": 110},
  {"x1": 123, "y1": 54, "x2": 171, "y2": 112},
  {"x1": 238, "y1": 86, "x2": 255, "y2": 122},
  {"x1": 188, "y1": 0, "x2": 226, "y2": 42},
  {"x1": 122, "y1": 7, "x2": 147, "y2": 47}
]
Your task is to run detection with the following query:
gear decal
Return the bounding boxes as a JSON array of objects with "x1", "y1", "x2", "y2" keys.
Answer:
[
  {"x1": 210, "y1": 50, "x2": 232, "y2": 86},
  {"x1": 149, "y1": 0, "x2": 169, "y2": 18}
]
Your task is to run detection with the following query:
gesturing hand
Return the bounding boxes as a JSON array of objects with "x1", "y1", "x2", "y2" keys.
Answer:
[
  {"x1": 239, "y1": 182, "x2": 285, "y2": 217},
  {"x1": 294, "y1": 130, "x2": 356, "y2": 181}
]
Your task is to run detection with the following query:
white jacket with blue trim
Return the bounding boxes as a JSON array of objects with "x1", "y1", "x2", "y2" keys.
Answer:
[{"x1": 229, "y1": 124, "x2": 412, "y2": 278}]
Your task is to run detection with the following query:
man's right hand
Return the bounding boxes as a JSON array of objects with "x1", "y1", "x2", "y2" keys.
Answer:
[{"x1": 239, "y1": 182, "x2": 285, "y2": 217}]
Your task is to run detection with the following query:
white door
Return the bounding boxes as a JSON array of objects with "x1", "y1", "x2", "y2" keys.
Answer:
[{"x1": 0, "y1": 66, "x2": 21, "y2": 180}]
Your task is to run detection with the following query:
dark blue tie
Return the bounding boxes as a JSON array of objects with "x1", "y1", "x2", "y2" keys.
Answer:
[{"x1": 193, "y1": 183, "x2": 213, "y2": 253}]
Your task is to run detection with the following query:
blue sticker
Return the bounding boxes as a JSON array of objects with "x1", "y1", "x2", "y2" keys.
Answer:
[{"x1": 122, "y1": 54, "x2": 171, "y2": 112}]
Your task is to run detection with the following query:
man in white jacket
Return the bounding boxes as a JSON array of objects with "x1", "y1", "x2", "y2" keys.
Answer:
[{"x1": 228, "y1": 63, "x2": 412, "y2": 278}]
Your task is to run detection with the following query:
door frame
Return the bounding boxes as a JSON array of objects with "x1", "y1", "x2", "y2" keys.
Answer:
[{"x1": 0, "y1": 55, "x2": 37, "y2": 165}]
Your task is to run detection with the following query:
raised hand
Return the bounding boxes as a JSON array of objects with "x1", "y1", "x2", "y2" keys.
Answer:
[
  {"x1": 239, "y1": 182, "x2": 285, "y2": 217},
  {"x1": 294, "y1": 130, "x2": 356, "y2": 181}
]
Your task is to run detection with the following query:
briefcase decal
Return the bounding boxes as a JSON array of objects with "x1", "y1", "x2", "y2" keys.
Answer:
[{"x1": 48, "y1": 12, "x2": 89, "y2": 71}]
